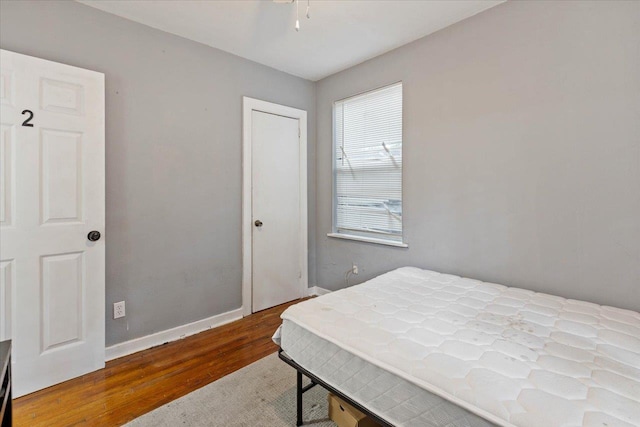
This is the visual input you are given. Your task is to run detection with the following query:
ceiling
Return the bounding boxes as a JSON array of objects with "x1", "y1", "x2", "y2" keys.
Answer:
[{"x1": 77, "y1": 0, "x2": 504, "y2": 81}]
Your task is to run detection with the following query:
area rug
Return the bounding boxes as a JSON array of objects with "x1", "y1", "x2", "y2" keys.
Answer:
[{"x1": 125, "y1": 353, "x2": 336, "y2": 427}]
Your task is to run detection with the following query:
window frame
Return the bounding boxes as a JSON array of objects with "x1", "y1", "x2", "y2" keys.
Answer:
[{"x1": 328, "y1": 82, "x2": 408, "y2": 248}]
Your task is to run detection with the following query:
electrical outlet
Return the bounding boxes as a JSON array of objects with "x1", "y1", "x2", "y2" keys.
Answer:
[
  {"x1": 352, "y1": 264, "x2": 358, "y2": 275},
  {"x1": 114, "y1": 301, "x2": 126, "y2": 319}
]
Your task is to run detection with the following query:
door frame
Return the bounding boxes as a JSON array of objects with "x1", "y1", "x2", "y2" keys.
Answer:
[{"x1": 242, "y1": 97, "x2": 308, "y2": 316}]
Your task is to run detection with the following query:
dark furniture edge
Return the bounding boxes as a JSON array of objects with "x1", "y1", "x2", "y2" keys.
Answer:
[{"x1": 0, "y1": 340, "x2": 11, "y2": 427}]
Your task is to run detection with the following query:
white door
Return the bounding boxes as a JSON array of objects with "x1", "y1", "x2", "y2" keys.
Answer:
[
  {"x1": 250, "y1": 110, "x2": 303, "y2": 312},
  {"x1": 0, "y1": 49, "x2": 105, "y2": 397}
]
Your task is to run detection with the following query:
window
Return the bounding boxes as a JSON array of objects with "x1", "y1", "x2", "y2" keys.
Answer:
[{"x1": 330, "y1": 82, "x2": 405, "y2": 247}]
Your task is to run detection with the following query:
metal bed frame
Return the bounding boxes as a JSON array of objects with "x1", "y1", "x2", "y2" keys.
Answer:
[{"x1": 278, "y1": 348, "x2": 393, "y2": 427}]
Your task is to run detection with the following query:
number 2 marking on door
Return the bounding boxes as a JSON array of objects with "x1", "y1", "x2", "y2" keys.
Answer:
[{"x1": 21, "y1": 109, "x2": 34, "y2": 127}]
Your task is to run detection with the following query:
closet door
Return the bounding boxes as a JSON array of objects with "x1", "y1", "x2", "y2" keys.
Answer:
[{"x1": 250, "y1": 110, "x2": 302, "y2": 312}]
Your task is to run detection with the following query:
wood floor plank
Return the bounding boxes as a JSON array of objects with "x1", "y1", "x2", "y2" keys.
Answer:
[{"x1": 13, "y1": 299, "x2": 304, "y2": 426}]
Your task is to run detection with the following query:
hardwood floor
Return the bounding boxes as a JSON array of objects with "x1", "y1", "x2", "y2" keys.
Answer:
[{"x1": 13, "y1": 299, "x2": 304, "y2": 426}]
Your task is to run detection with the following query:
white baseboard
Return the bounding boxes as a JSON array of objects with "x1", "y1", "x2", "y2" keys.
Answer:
[
  {"x1": 306, "y1": 286, "x2": 331, "y2": 297},
  {"x1": 105, "y1": 307, "x2": 243, "y2": 362}
]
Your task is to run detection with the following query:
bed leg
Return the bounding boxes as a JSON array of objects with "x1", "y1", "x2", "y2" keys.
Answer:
[{"x1": 296, "y1": 370, "x2": 303, "y2": 426}]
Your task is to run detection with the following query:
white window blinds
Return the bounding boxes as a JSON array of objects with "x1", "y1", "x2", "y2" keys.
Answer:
[{"x1": 333, "y1": 82, "x2": 403, "y2": 243}]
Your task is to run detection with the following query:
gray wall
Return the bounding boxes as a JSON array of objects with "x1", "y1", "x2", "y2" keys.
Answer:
[
  {"x1": 0, "y1": 0, "x2": 317, "y2": 346},
  {"x1": 315, "y1": 1, "x2": 640, "y2": 311},
  {"x1": 1, "y1": 0, "x2": 638, "y2": 350}
]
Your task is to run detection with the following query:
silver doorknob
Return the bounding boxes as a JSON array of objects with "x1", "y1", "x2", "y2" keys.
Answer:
[{"x1": 254, "y1": 220, "x2": 263, "y2": 227}]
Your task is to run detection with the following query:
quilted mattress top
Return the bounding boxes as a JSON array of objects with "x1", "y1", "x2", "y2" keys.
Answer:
[{"x1": 281, "y1": 267, "x2": 640, "y2": 427}]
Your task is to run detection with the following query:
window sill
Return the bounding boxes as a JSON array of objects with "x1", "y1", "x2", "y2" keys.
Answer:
[{"x1": 327, "y1": 233, "x2": 408, "y2": 248}]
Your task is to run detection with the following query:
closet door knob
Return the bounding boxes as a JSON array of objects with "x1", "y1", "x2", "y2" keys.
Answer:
[
  {"x1": 254, "y1": 220, "x2": 263, "y2": 227},
  {"x1": 87, "y1": 230, "x2": 101, "y2": 241}
]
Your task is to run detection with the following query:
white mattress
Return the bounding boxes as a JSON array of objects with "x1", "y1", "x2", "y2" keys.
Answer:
[
  {"x1": 280, "y1": 267, "x2": 640, "y2": 427},
  {"x1": 280, "y1": 319, "x2": 496, "y2": 426}
]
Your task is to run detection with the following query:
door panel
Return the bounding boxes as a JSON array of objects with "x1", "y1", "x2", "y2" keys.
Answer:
[
  {"x1": 0, "y1": 68, "x2": 15, "y2": 106},
  {"x1": 40, "y1": 77, "x2": 85, "y2": 115},
  {"x1": 0, "y1": 259, "x2": 13, "y2": 342},
  {"x1": 251, "y1": 111, "x2": 301, "y2": 312},
  {"x1": 0, "y1": 49, "x2": 105, "y2": 397},
  {"x1": 0, "y1": 124, "x2": 15, "y2": 227},
  {"x1": 41, "y1": 252, "x2": 84, "y2": 351},
  {"x1": 41, "y1": 128, "x2": 83, "y2": 223}
]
